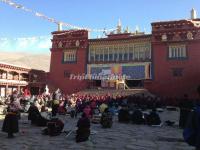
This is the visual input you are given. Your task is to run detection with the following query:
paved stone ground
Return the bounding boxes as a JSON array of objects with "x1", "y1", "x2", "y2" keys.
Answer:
[{"x1": 0, "y1": 108, "x2": 195, "y2": 150}]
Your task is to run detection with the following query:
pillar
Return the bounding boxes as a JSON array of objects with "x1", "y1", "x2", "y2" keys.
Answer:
[
  {"x1": 18, "y1": 73, "x2": 21, "y2": 80},
  {"x1": 17, "y1": 86, "x2": 20, "y2": 93},
  {"x1": 5, "y1": 84, "x2": 8, "y2": 97}
]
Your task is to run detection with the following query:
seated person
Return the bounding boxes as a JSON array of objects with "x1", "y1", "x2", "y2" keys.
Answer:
[
  {"x1": 146, "y1": 108, "x2": 161, "y2": 125},
  {"x1": 76, "y1": 113, "x2": 90, "y2": 143},
  {"x1": 100, "y1": 108, "x2": 113, "y2": 128},
  {"x1": 108, "y1": 105, "x2": 118, "y2": 116},
  {"x1": 118, "y1": 105, "x2": 130, "y2": 123},
  {"x1": 83, "y1": 105, "x2": 92, "y2": 118},
  {"x1": 131, "y1": 109, "x2": 145, "y2": 125},
  {"x1": 58, "y1": 101, "x2": 67, "y2": 115},
  {"x1": 99, "y1": 103, "x2": 108, "y2": 114},
  {"x1": 91, "y1": 108, "x2": 101, "y2": 124},
  {"x1": 42, "y1": 118, "x2": 64, "y2": 136},
  {"x1": 28, "y1": 104, "x2": 49, "y2": 126},
  {"x1": 28, "y1": 103, "x2": 40, "y2": 125}
]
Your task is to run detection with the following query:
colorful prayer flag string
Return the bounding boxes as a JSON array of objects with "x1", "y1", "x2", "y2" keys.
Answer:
[{"x1": 0, "y1": 0, "x2": 116, "y2": 32}]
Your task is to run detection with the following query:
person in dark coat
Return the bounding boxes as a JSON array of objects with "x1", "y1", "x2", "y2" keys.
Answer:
[
  {"x1": 146, "y1": 108, "x2": 161, "y2": 125},
  {"x1": 28, "y1": 103, "x2": 41, "y2": 125},
  {"x1": 118, "y1": 105, "x2": 130, "y2": 123},
  {"x1": 194, "y1": 103, "x2": 200, "y2": 150},
  {"x1": 193, "y1": 87, "x2": 200, "y2": 150},
  {"x1": 179, "y1": 94, "x2": 193, "y2": 128},
  {"x1": 131, "y1": 109, "x2": 145, "y2": 125},
  {"x1": 2, "y1": 95, "x2": 22, "y2": 138},
  {"x1": 76, "y1": 113, "x2": 90, "y2": 143},
  {"x1": 43, "y1": 118, "x2": 64, "y2": 136},
  {"x1": 100, "y1": 108, "x2": 113, "y2": 128},
  {"x1": 28, "y1": 103, "x2": 49, "y2": 127}
]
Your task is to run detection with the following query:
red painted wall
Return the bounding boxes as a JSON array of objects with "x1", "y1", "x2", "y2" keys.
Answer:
[
  {"x1": 144, "y1": 20, "x2": 200, "y2": 98},
  {"x1": 145, "y1": 40, "x2": 200, "y2": 98},
  {"x1": 49, "y1": 30, "x2": 89, "y2": 94},
  {"x1": 49, "y1": 20, "x2": 200, "y2": 98}
]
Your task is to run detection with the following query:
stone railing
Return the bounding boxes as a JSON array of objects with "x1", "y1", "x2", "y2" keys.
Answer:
[{"x1": 0, "y1": 79, "x2": 28, "y2": 85}]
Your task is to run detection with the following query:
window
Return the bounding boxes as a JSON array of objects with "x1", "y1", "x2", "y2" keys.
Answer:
[
  {"x1": 118, "y1": 46, "x2": 123, "y2": 61},
  {"x1": 99, "y1": 48, "x2": 104, "y2": 61},
  {"x1": 109, "y1": 46, "x2": 114, "y2": 61},
  {"x1": 129, "y1": 45, "x2": 133, "y2": 60},
  {"x1": 63, "y1": 50, "x2": 77, "y2": 63},
  {"x1": 89, "y1": 48, "x2": 95, "y2": 62},
  {"x1": 124, "y1": 46, "x2": 129, "y2": 61},
  {"x1": 145, "y1": 46, "x2": 151, "y2": 59},
  {"x1": 134, "y1": 46, "x2": 139, "y2": 60},
  {"x1": 104, "y1": 47, "x2": 109, "y2": 62},
  {"x1": 139, "y1": 49, "x2": 145, "y2": 60},
  {"x1": 95, "y1": 48, "x2": 100, "y2": 61},
  {"x1": 89, "y1": 43, "x2": 151, "y2": 62},
  {"x1": 114, "y1": 46, "x2": 118, "y2": 61},
  {"x1": 172, "y1": 68, "x2": 183, "y2": 77},
  {"x1": 135, "y1": 44, "x2": 145, "y2": 60},
  {"x1": 64, "y1": 70, "x2": 70, "y2": 77},
  {"x1": 169, "y1": 45, "x2": 187, "y2": 59}
]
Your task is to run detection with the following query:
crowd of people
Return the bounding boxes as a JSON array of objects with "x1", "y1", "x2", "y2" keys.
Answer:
[{"x1": 0, "y1": 87, "x2": 200, "y2": 149}]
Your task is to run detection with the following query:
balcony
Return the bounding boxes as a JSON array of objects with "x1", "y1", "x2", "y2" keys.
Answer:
[{"x1": 0, "y1": 78, "x2": 28, "y2": 85}]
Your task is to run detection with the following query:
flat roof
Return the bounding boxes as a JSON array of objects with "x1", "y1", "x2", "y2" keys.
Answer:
[
  {"x1": 0, "y1": 61, "x2": 31, "y2": 70},
  {"x1": 89, "y1": 34, "x2": 151, "y2": 42}
]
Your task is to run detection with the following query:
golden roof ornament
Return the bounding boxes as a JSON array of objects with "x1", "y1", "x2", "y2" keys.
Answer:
[
  {"x1": 191, "y1": 8, "x2": 197, "y2": 20},
  {"x1": 117, "y1": 19, "x2": 122, "y2": 34},
  {"x1": 58, "y1": 22, "x2": 63, "y2": 31},
  {"x1": 125, "y1": 26, "x2": 129, "y2": 33},
  {"x1": 135, "y1": 26, "x2": 139, "y2": 34}
]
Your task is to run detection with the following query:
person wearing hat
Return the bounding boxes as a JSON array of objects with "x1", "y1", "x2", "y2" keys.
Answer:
[
  {"x1": 99, "y1": 103, "x2": 108, "y2": 114},
  {"x1": 2, "y1": 95, "x2": 22, "y2": 138}
]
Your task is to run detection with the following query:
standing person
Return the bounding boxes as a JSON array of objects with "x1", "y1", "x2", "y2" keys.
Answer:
[
  {"x1": 183, "y1": 86, "x2": 200, "y2": 150},
  {"x1": 2, "y1": 95, "x2": 22, "y2": 138},
  {"x1": 193, "y1": 87, "x2": 200, "y2": 150},
  {"x1": 193, "y1": 102, "x2": 200, "y2": 150},
  {"x1": 179, "y1": 94, "x2": 194, "y2": 128},
  {"x1": 52, "y1": 90, "x2": 60, "y2": 116}
]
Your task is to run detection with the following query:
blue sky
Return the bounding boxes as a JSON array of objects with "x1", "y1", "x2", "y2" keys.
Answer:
[{"x1": 0, "y1": 0, "x2": 199, "y2": 53}]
